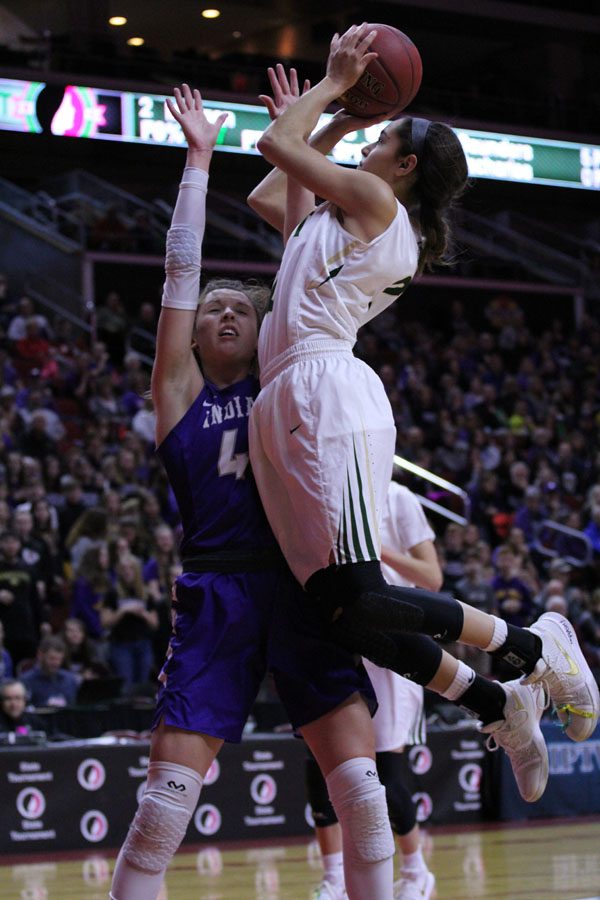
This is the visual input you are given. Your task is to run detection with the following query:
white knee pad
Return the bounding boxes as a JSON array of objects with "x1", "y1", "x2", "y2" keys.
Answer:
[
  {"x1": 123, "y1": 762, "x2": 203, "y2": 874},
  {"x1": 326, "y1": 757, "x2": 395, "y2": 865}
]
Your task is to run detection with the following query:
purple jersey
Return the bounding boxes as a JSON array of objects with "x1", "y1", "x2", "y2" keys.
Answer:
[{"x1": 156, "y1": 376, "x2": 277, "y2": 558}]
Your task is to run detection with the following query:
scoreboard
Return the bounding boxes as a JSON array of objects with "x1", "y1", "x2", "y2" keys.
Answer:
[{"x1": 1, "y1": 77, "x2": 599, "y2": 190}]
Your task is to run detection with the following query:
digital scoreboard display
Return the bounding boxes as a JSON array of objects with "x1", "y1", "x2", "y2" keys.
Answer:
[{"x1": 2, "y1": 77, "x2": 599, "y2": 190}]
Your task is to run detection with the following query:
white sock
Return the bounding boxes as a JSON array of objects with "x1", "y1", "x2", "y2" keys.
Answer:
[
  {"x1": 440, "y1": 661, "x2": 475, "y2": 702},
  {"x1": 109, "y1": 866, "x2": 164, "y2": 900},
  {"x1": 326, "y1": 758, "x2": 394, "y2": 900},
  {"x1": 322, "y1": 850, "x2": 345, "y2": 886},
  {"x1": 401, "y1": 847, "x2": 426, "y2": 873},
  {"x1": 482, "y1": 616, "x2": 508, "y2": 652}
]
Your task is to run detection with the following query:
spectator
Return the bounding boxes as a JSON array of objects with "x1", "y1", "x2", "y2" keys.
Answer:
[
  {"x1": 12, "y1": 505, "x2": 50, "y2": 594},
  {"x1": 584, "y1": 502, "x2": 600, "y2": 555},
  {"x1": 0, "y1": 620, "x2": 14, "y2": 679},
  {"x1": 0, "y1": 529, "x2": 43, "y2": 667},
  {"x1": 514, "y1": 485, "x2": 547, "y2": 544},
  {"x1": 7, "y1": 296, "x2": 52, "y2": 343},
  {"x1": 492, "y1": 545, "x2": 535, "y2": 629},
  {"x1": 128, "y1": 301, "x2": 157, "y2": 358},
  {"x1": 578, "y1": 589, "x2": 600, "y2": 682},
  {"x1": 131, "y1": 395, "x2": 155, "y2": 445},
  {"x1": 94, "y1": 290, "x2": 129, "y2": 364},
  {"x1": 0, "y1": 679, "x2": 47, "y2": 736},
  {"x1": 64, "y1": 507, "x2": 108, "y2": 572},
  {"x1": 14, "y1": 317, "x2": 52, "y2": 374},
  {"x1": 57, "y1": 477, "x2": 87, "y2": 546},
  {"x1": 104, "y1": 554, "x2": 158, "y2": 693},
  {"x1": 440, "y1": 523, "x2": 466, "y2": 592},
  {"x1": 60, "y1": 617, "x2": 108, "y2": 679},
  {"x1": 70, "y1": 543, "x2": 116, "y2": 641},
  {"x1": 455, "y1": 550, "x2": 496, "y2": 615},
  {"x1": 21, "y1": 636, "x2": 78, "y2": 707}
]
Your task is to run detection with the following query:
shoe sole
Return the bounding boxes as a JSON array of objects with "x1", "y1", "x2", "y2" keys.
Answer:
[
  {"x1": 526, "y1": 686, "x2": 549, "y2": 801},
  {"x1": 530, "y1": 613, "x2": 600, "y2": 742}
]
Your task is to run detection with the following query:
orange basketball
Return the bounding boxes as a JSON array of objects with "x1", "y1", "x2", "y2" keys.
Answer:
[{"x1": 338, "y1": 24, "x2": 423, "y2": 119}]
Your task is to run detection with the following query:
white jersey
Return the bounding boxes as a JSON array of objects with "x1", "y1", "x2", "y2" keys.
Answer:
[
  {"x1": 365, "y1": 482, "x2": 436, "y2": 751},
  {"x1": 258, "y1": 199, "x2": 419, "y2": 367}
]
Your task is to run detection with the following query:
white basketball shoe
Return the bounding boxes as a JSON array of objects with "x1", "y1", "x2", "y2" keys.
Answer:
[
  {"x1": 524, "y1": 612, "x2": 600, "y2": 741},
  {"x1": 393, "y1": 867, "x2": 436, "y2": 900},
  {"x1": 480, "y1": 678, "x2": 549, "y2": 802},
  {"x1": 311, "y1": 880, "x2": 348, "y2": 900}
]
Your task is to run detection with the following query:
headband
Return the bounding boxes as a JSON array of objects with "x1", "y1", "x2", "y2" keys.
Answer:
[{"x1": 410, "y1": 117, "x2": 431, "y2": 159}]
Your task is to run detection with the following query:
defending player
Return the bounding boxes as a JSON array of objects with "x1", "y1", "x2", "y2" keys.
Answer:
[{"x1": 110, "y1": 84, "x2": 398, "y2": 900}]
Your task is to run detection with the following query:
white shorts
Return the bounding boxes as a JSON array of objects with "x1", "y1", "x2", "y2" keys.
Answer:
[
  {"x1": 364, "y1": 661, "x2": 426, "y2": 751},
  {"x1": 249, "y1": 340, "x2": 396, "y2": 587}
]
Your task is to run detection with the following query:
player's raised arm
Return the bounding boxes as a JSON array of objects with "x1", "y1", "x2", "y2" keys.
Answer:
[
  {"x1": 256, "y1": 25, "x2": 398, "y2": 236},
  {"x1": 247, "y1": 66, "x2": 313, "y2": 233},
  {"x1": 151, "y1": 84, "x2": 227, "y2": 445}
]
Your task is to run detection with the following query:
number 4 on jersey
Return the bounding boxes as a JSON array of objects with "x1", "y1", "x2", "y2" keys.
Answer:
[{"x1": 218, "y1": 429, "x2": 248, "y2": 479}]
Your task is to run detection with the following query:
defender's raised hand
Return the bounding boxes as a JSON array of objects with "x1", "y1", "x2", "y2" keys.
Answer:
[
  {"x1": 166, "y1": 84, "x2": 228, "y2": 155},
  {"x1": 259, "y1": 64, "x2": 311, "y2": 121}
]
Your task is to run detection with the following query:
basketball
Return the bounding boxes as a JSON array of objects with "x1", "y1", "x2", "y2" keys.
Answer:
[{"x1": 338, "y1": 24, "x2": 422, "y2": 119}]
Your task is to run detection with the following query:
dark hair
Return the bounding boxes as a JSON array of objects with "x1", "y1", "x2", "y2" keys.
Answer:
[
  {"x1": 39, "y1": 635, "x2": 67, "y2": 655},
  {"x1": 0, "y1": 679, "x2": 26, "y2": 700},
  {"x1": 395, "y1": 117, "x2": 469, "y2": 274}
]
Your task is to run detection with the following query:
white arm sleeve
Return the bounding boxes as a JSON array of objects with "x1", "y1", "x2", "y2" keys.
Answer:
[{"x1": 161, "y1": 167, "x2": 209, "y2": 310}]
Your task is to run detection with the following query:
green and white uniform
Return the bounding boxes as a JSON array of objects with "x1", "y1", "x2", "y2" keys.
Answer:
[
  {"x1": 249, "y1": 199, "x2": 419, "y2": 587},
  {"x1": 367, "y1": 482, "x2": 434, "y2": 751}
]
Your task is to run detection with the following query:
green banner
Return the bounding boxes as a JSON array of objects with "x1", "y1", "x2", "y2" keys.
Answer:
[{"x1": 2, "y1": 78, "x2": 599, "y2": 190}]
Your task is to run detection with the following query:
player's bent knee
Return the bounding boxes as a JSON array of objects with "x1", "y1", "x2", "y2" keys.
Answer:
[
  {"x1": 123, "y1": 762, "x2": 203, "y2": 874},
  {"x1": 326, "y1": 758, "x2": 395, "y2": 865},
  {"x1": 341, "y1": 784, "x2": 395, "y2": 863}
]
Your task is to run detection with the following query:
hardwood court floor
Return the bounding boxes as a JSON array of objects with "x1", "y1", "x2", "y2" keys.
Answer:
[{"x1": 1, "y1": 819, "x2": 599, "y2": 899}]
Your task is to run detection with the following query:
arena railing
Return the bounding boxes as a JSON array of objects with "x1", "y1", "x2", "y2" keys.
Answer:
[{"x1": 393, "y1": 455, "x2": 471, "y2": 526}]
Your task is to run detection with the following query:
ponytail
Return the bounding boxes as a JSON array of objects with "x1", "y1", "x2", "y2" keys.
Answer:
[{"x1": 395, "y1": 118, "x2": 469, "y2": 274}]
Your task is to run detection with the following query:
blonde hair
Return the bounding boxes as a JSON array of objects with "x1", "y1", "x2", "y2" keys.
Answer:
[{"x1": 198, "y1": 278, "x2": 270, "y2": 331}]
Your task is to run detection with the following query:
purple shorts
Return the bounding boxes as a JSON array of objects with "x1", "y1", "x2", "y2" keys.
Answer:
[{"x1": 153, "y1": 566, "x2": 375, "y2": 742}]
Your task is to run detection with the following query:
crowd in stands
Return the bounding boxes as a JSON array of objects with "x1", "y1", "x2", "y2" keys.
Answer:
[{"x1": 0, "y1": 273, "x2": 599, "y2": 737}]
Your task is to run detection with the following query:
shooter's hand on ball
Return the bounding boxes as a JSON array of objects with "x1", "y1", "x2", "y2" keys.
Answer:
[
  {"x1": 329, "y1": 107, "x2": 389, "y2": 137},
  {"x1": 259, "y1": 64, "x2": 311, "y2": 121},
  {"x1": 166, "y1": 84, "x2": 227, "y2": 165},
  {"x1": 325, "y1": 23, "x2": 378, "y2": 93}
]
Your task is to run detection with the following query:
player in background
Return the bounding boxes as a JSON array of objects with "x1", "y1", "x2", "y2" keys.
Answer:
[
  {"x1": 110, "y1": 84, "x2": 397, "y2": 900},
  {"x1": 247, "y1": 31, "x2": 598, "y2": 820},
  {"x1": 307, "y1": 481, "x2": 439, "y2": 900}
]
